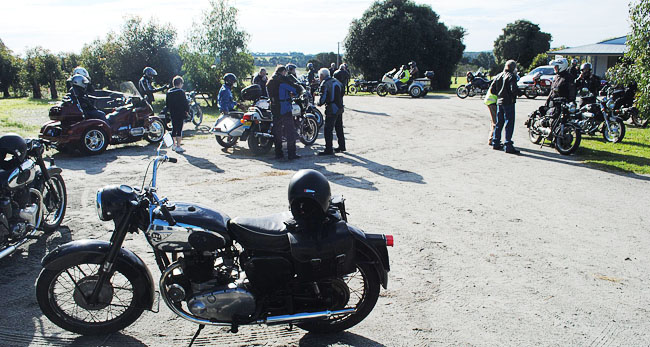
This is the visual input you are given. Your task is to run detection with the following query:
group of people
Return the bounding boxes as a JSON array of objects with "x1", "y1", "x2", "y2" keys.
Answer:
[
  {"x1": 485, "y1": 57, "x2": 600, "y2": 154},
  {"x1": 221, "y1": 62, "x2": 347, "y2": 159}
]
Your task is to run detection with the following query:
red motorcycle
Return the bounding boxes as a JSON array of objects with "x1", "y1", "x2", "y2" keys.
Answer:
[
  {"x1": 523, "y1": 72, "x2": 552, "y2": 99},
  {"x1": 39, "y1": 82, "x2": 166, "y2": 155}
]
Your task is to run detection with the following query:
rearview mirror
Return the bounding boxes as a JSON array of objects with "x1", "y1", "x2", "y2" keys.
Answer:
[{"x1": 162, "y1": 133, "x2": 173, "y2": 148}]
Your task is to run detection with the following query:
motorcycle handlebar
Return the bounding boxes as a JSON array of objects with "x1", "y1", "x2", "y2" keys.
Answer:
[{"x1": 167, "y1": 157, "x2": 177, "y2": 163}]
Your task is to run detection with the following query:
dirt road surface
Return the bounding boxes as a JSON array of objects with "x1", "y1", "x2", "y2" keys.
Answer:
[{"x1": 1, "y1": 94, "x2": 648, "y2": 346}]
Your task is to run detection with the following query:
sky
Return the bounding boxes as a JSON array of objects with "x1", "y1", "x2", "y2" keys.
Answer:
[{"x1": 0, "y1": 0, "x2": 631, "y2": 56}]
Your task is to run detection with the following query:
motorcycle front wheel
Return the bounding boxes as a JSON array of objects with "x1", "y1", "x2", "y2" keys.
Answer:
[
  {"x1": 40, "y1": 174, "x2": 67, "y2": 233},
  {"x1": 297, "y1": 263, "x2": 380, "y2": 334},
  {"x1": 602, "y1": 119, "x2": 626, "y2": 143},
  {"x1": 191, "y1": 106, "x2": 203, "y2": 127},
  {"x1": 298, "y1": 116, "x2": 319, "y2": 146},
  {"x1": 456, "y1": 85, "x2": 469, "y2": 99},
  {"x1": 528, "y1": 126, "x2": 543, "y2": 144},
  {"x1": 376, "y1": 84, "x2": 388, "y2": 97},
  {"x1": 349, "y1": 86, "x2": 358, "y2": 95},
  {"x1": 215, "y1": 135, "x2": 238, "y2": 148},
  {"x1": 36, "y1": 260, "x2": 146, "y2": 335},
  {"x1": 525, "y1": 88, "x2": 538, "y2": 99},
  {"x1": 554, "y1": 124, "x2": 581, "y2": 155}
]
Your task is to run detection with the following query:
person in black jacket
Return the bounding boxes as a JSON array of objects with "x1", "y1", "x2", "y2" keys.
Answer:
[
  {"x1": 490, "y1": 60, "x2": 521, "y2": 154},
  {"x1": 68, "y1": 74, "x2": 108, "y2": 123},
  {"x1": 318, "y1": 68, "x2": 345, "y2": 155},
  {"x1": 165, "y1": 76, "x2": 189, "y2": 153},
  {"x1": 139, "y1": 67, "x2": 167, "y2": 104},
  {"x1": 546, "y1": 57, "x2": 576, "y2": 109},
  {"x1": 333, "y1": 64, "x2": 350, "y2": 95},
  {"x1": 253, "y1": 68, "x2": 268, "y2": 97},
  {"x1": 575, "y1": 63, "x2": 600, "y2": 106}
]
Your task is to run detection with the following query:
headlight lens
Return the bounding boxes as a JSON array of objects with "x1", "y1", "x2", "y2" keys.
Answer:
[
  {"x1": 607, "y1": 99, "x2": 616, "y2": 110},
  {"x1": 568, "y1": 103, "x2": 576, "y2": 113},
  {"x1": 96, "y1": 189, "x2": 104, "y2": 220}
]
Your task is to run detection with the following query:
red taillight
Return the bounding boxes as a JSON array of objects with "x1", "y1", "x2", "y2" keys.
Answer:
[
  {"x1": 386, "y1": 235, "x2": 394, "y2": 247},
  {"x1": 241, "y1": 114, "x2": 252, "y2": 124}
]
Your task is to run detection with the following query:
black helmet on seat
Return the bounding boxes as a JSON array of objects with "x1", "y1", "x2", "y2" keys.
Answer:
[
  {"x1": 288, "y1": 169, "x2": 331, "y2": 221},
  {"x1": 0, "y1": 134, "x2": 27, "y2": 171}
]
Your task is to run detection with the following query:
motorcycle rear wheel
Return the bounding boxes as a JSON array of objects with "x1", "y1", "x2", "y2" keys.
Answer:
[
  {"x1": 409, "y1": 86, "x2": 423, "y2": 98},
  {"x1": 36, "y1": 260, "x2": 146, "y2": 335},
  {"x1": 40, "y1": 174, "x2": 67, "y2": 233},
  {"x1": 215, "y1": 135, "x2": 238, "y2": 148},
  {"x1": 191, "y1": 106, "x2": 203, "y2": 127},
  {"x1": 144, "y1": 119, "x2": 165, "y2": 143},
  {"x1": 602, "y1": 119, "x2": 626, "y2": 143},
  {"x1": 349, "y1": 86, "x2": 358, "y2": 95},
  {"x1": 456, "y1": 86, "x2": 469, "y2": 99},
  {"x1": 247, "y1": 128, "x2": 273, "y2": 155},
  {"x1": 528, "y1": 127, "x2": 543, "y2": 144},
  {"x1": 554, "y1": 124, "x2": 581, "y2": 155},
  {"x1": 79, "y1": 127, "x2": 108, "y2": 155},
  {"x1": 525, "y1": 88, "x2": 538, "y2": 99},
  {"x1": 297, "y1": 263, "x2": 380, "y2": 334},
  {"x1": 630, "y1": 108, "x2": 648, "y2": 128}
]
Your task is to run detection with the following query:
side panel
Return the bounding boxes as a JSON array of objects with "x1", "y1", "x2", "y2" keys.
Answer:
[{"x1": 41, "y1": 239, "x2": 155, "y2": 310}]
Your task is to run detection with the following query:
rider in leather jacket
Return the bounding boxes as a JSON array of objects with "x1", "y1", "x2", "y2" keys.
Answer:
[
  {"x1": 546, "y1": 58, "x2": 576, "y2": 114},
  {"x1": 68, "y1": 74, "x2": 108, "y2": 123},
  {"x1": 575, "y1": 63, "x2": 601, "y2": 106},
  {"x1": 138, "y1": 67, "x2": 167, "y2": 104}
]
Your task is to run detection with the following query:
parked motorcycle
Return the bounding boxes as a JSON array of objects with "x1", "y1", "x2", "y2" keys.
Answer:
[
  {"x1": 376, "y1": 69, "x2": 434, "y2": 98},
  {"x1": 600, "y1": 83, "x2": 647, "y2": 128},
  {"x1": 456, "y1": 71, "x2": 492, "y2": 99},
  {"x1": 0, "y1": 134, "x2": 67, "y2": 260},
  {"x1": 349, "y1": 79, "x2": 379, "y2": 94},
  {"x1": 40, "y1": 82, "x2": 166, "y2": 155},
  {"x1": 525, "y1": 98, "x2": 582, "y2": 155},
  {"x1": 572, "y1": 88, "x2": 626, "y2": 143},
  {"x1": 159, "y1": 91, "x2": 204, "y2": 130},
  {"x1": 297, "y1": 76, "x2": 324, "y2": 128},
  {"x1": 211, "y1": 84, "x2": 319, "y2": 155},
  {"x1": 522, "y1": 72, "x2": 552, "y2": 99},
  {"x1": 35, "y1": 134, "x2": 392, "y2": 338}
]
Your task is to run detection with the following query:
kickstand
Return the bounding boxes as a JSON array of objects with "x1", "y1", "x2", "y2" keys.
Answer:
[{"x1": 188, "y1": 324, "x2": 205, "y2": 347}]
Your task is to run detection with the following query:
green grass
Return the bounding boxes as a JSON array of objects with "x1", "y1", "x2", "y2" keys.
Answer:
[
  {"x1": 579, "y1": 127, "x2": 650, "y2": 175},
  {"x1": 0, "y1": 98, "x2": 52, "y2": 137}
]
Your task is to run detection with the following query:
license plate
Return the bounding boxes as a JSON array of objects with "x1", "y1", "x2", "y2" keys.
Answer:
[{"x1": 243, "y1": 121, "x2": 252, "y2": 127}]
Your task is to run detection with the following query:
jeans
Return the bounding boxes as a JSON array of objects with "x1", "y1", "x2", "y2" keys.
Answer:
[
  {"x1": 324, "y1": 109, "x2": 345, "y2": 151},
  {"x1": 272, "y1": 113, "x2": 296, "y2": 157},
  {"x1": 493, "y1": 104, "x2": 516, "y2": 148}
]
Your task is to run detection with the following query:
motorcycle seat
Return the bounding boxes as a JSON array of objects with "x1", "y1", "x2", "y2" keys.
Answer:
[{"x1": 229, "y1": 212, "x2": 292, "y2": 252}]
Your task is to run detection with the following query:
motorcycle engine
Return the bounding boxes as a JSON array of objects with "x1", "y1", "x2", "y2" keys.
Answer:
[{"x1": 187, "y1": 283, "x2": 256, "y2": 322}]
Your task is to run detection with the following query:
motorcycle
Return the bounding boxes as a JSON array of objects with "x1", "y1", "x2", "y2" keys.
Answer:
[
  {"x1": 35, "y1": 133, "x2": 392, "y2": 338},
  {"x1": 600, "y1": 83, "x2": 647, "y2": 128},
  {"x1": 572, "y1": 88, "x2": 626, "y2": 143},
  {"x1": 456, "y1": 71, "x2": 492, "y2": 99},
  {"x1": 525, "y1": 98, "x2": 582, "y2": 155},
  {"x1": 349, "y1": 79, "x2": 379, "y2": 94},
  {"x1": 376, "y1": 69, "x2": 434, "y2": 98},
  {"x1": 211, "y1": 84, "x2": 319, "y2": 155},
  {"x1": 159, "y1": 91, "x2": 204, "y2": 130},
  {"x1": 40, "y1": 82, "x2": 166, "y2": 155},
  {"x1": 522, "y1": 72, "x2": 552, "y2": 99},
  {"x1": 297, "y1": 76, "x2": 324, "y2": 128},
  {"x1": 0, "y1": 135, "x2": 67, "y2": 260}
]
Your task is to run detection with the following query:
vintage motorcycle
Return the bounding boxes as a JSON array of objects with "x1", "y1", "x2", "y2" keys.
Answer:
[
  {"x1": 211, "y1": 84, "x2": 319, "y2": 155},
  {"x1": 525, "y1": 98, "x2": 582, "y2": 155},
  {"x1": 572, "y1": 88, "x2": 626, "y2": 143},
  {"x1": 0, "y1": 134, "x2": 67, "y2": 260},
  {"x1": 349, "y1": 79, "x2": 379, "y2": 94},
  {"x1": 456, "y1": 71, "x2": 492, "y2": 99},
  {"x1": 35, "y1": 134, "x2": 392, "y2": 338},
  {"x1": 522, "y1": 72, "x2": 552, "y2": 99},
  {"x1": 376, "y1": 69, "x2": 434, "y2": 98},
  {"x1": 40, "y1": 82, "x2": 166, "y2": 155},
  {"x1": 600, "y1": 83, "x2": 647, "y2": 128},
  {"x1": 159, "y1": 90, "x2": 204, "y2": 130}
]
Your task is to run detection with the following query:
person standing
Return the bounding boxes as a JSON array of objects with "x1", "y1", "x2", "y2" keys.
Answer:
[
  {"x1": 138, "y1": 67, "x2": 167, "y2": 104},
  {"x1": 328, "y1": 63, "x2": 336, "y2": 78},
  {"x1": 333, "y1": 64, "x2": 350, "y2": 95},
  {"x1": 267, "y1": 66, "x2": 300, "y2": 160},
  {"x1": 218, "y1": 73, "x2": 238, "y2": 114},
  {"x1": 484, "y1": 86, "x2": 498, "y2": 146},
  {"x1": 317, "y1": 68, "x2": 345, "y2": 155},
  {"x1": 490, "y1": 60, "x2": 520, "y2": 154},
  {"x1": 575, "y1": 62, "x2": 600, "y2": 107},
  {"x1": 569, "y1": 58, "x2": 580, "y2": 81},
  {"x1": 253, "y1": 68, "x2": 268, "y2": 97},
  {"x1": 165, "y1": 76, "x2": 189, "y2": 153}
]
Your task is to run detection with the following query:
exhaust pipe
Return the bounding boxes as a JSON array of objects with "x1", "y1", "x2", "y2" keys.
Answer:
[
  {"x1": 0, "y1": 229, "x2": 38, "y2": 260},
  {"x1": 254, "y1": 132, "x2": 274, "y2": 138},
  {"x1": 261, "y1": 308, "x2": 356, "y2": 325}
]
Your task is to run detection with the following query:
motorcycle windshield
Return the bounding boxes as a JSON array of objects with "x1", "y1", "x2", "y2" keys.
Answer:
[{"x1": 119, "y1": 81, "x2": 142, "y2": 98}]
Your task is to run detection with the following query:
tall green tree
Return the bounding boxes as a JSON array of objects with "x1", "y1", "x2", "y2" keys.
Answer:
[
  {"x1": 344, "y1": 0, "x2": 465, "y2": 89},
  {"x1": 41, "y1": 52, "x2": 63, "y2": 99},
  {"x1": 22, "y1": 47, "x2": 49, "y2": 99},
  {"x1": 181, "y1": 0, "x2": 254, "y2": 104},
  {"x1": 472, "y1": 52, "x2": 496, "y2": 71},
  {"x1": 493, "y1": 20, "x2": 552, "y2": 69},
  {"x1": 608, "y1": 0, "x2": 650, "y2": 120},
  {"x1": 0, "y1": 39, "x2": 22, "y2": 98},
  {"x1": 309, "y1": 52, "x2": 339, "y2": 71}
]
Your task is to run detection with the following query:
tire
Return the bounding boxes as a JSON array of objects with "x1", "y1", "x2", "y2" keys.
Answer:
[
  {"x1": 312, "y1": 108, "x2": 324, "y2": 128},
  {"x1": 349, "y1": 86, "x2": 358, "y2": 95},
  {"x1": 160, "y1": 114, "x2": 172, "y2": 131},
  {"x1": 247, "y1": 127, "x2": 273, "y2": 155},
  {"x1": 297, "y1": 263, "x2": 380, "y2": 334},
  {"x1": 376, "y1": 84, "x2": 388, "y2": 97},
  {"x1": 79, "y1": 127, "x2": 108, "y2": 155},
  {"x1": 528, "y1": 127, "x2": 543, "y2": 144},
  {"x1": 40, "y1": 174, "x2": 67, "y2": 233},
  {"x1": 191, "y1": 106, "x2": 203, "y2": 127},
  {"x1": 144, "y1": 119, "x2": 165, "y2": 143},
  {"x1": 36, "y1": 260, "x2": 146, "y2": 335},
  {"x1": 554, "y1": 124, "x2": 581, "y2": 155},
  {"x1": 525, "y1": 88, "x2": 538, "y2": 99},
  {"x1": 298, "y1": 116, "x2": 319, "y2": 146},
  {"x1": 602, "y1": 119, "x2": 626, "y2": 143},
  {"x1": 630, "y1": 108, "x2": 648, "y2": 128},
  {"x1": 456, "y1": 85, "x2": 469, "y2": 99},
  {"x1": 215, "y1": 135, "x2": 238, "y2": 148},
  {"x1": 409, "y1": 86, "x2": 422, "y2": 98}
]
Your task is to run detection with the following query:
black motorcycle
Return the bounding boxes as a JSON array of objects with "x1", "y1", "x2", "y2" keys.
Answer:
[
  {"x1": 456, "y1": 72, "x2": 492, "y2": 99},
  {"x1": 0, "y1": 135, "x2": 67, "y2": 260},
  {"x1": 349, "y1": 79, "x2": 379, "y2": 94},
  {"x1": 526, "y1": 98, "x2": 582, "y2": 155},
  {"x1": 600, "y1": 83, "x2": 647, "y2": 128},
  {"x1": 573, "y1": 88, "x2": 626, "y2": 143},
  {"x1": 36, "y1": 136, "x2": 391, "y2": 337},
  {"x1": 159, "y1": 91, "x2": 204, "y2": 130}
]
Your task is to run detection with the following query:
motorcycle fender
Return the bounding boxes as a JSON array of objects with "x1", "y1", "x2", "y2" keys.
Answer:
[
  {"x1": 347, "y1": 224, "x2": 390, "y2": 289},
  {"x1": 47, "y1": 167, "x2": 62, "y2": 177},
  {"x1": 41, "y1": 239, "x2": 155, "y2": 310},
  {"x1": 144, "y1": 115, "x2": 163, "y2": 127}
]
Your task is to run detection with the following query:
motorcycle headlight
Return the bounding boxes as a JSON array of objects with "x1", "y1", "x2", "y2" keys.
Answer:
[
  {"x1": 568, "y1": 103, "x2": 576, "y2": 113},
  {"x1": 96, "y1": 185, "x2": 137, "y2": 221},
  {"x1": 606, "y1": 99, "x2": 616, "y2": 110}
]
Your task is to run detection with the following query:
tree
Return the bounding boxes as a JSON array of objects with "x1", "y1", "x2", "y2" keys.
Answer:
[
  {"x1": 608, "y1": 0, "x2": 650, "y2": 120},
  {"x1": 181, "y1": 0, "x2": 254, "y2": 104},
  {"x1": 493, "y1": 20, "x2": 551, "y2": 70},
  {"x1": 472, "y1": 52, "x2": 496, "y2": 71},
  {"x1": 41, "y1": 52, "x2": 63, "y2": 99},
  {"x1": 22, "y1": 47, "x2": 49, "y2": 99},
  {"x1": 528, "y1": 53, "x2": 549, "y2": 70},
  {"x1": 309, "y1": 52, "x2": 339, "y2": 71},
  {"x1": 0, "y1": 39, "x2": 21, "y2": 98},
  {"x1": 344, "y1": 0, "x2": 465, "y2": 89}
]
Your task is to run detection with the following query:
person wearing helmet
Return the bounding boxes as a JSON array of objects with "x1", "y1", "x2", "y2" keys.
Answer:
[
  {"x1": 569, "y1": 58, "x2": 580, "y2": 81},
  {"x1": 0, "y1": 134, "x2": 27, "y2": 171},
  {"x1": 67, "y1": 74, "x2": 108, "y2": 123},
  {"x1": 138, "y1": 67, "x2": 167, "y2": 104},
  {"x1": 288, "y1": 169, "x2": 331, "y2": 223},
  {"x1": 409, "y1": 61, "x2": 420, "y2": 79},
  {"x1": 266, "y1": 65, "x2": 301, "y2": 160},
  {"x1": 333, "y1": 64, "x2": 350, "y2": 95},
  {"x1": 68, "y1": 66, "x2": 95, "y2": 93},
  {"x1": 575, "y1": 62, "x2": 601, "y2": 107},
  {"x1": 307, "y1": 63, "x2": 317, "y2": 84},
  {"x1": 253, "y1": 68, "x2": 268, "y2": 97},
  {"x1": 395, "y1": 65, "x2": 410, "y2": 91},
  {"x1": 546, "y1": 57, "x2": 576, "y2": 108},
  {"x1": 285, "y1": 64, "x2": 301, "y2": 85},
  {"x1": 318, "y1": 68, "x2": 345, "y2": 156},
  {"x1": 490, "y1": 60, "x2": 521, "y2": 154},
  {"x1": 218, "y1": 73, "x2": 238, "y2": 114}
]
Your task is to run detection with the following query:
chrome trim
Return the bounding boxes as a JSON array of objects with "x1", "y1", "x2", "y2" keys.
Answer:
[
  {"x1": 261, "y1": 308, "x2": 356, "y2": 325},
  {"x1": 0, "y1": 228, "x2": 38, "y2": 260},
  {"x1": 96, "y1": 189, "x2": 104, "y2": 221},
  {"x1": 29, "y1": 188, "x2": 44, "y2": 229},
  {"x1": 8, "y1": 159, "x2": 36, "y2": 189}
]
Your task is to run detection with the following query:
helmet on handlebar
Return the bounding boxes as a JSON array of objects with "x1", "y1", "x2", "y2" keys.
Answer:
[
  {"x1": 288, "y1": 169, "x2": 331, "y2": 221},
  {"x1": 143, "y1": 67, "x2": 158, "y2": 78},
  {"x1": 550, "y1": 58, "x2": 569, "y2": 73},
  {"x1": 223, "y1": 73, "x2": 237, "y2": 87},
  {"x1": 0, "y1": 133, "x2": 27, "y2": 171},
  {"x1": 69, "y1": 74, "x2": 90, "y2": 89},
  {"x1": 72, "y1": 66, "x2": 90, "y2": 81}
]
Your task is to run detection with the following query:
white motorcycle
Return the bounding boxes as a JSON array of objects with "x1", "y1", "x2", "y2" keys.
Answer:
[{"x1": 376, "y1": 69, "x2": 434, "y2": 98}]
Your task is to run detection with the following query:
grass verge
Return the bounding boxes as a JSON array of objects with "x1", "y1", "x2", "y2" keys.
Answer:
[{"x1": 578, "y1": 126, "x2": 650, "y2": 175}]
